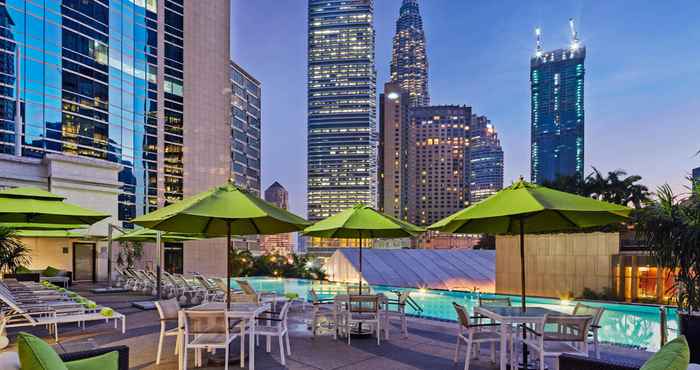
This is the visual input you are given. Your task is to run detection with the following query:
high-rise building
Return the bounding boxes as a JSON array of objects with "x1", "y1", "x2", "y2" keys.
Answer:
[
  {"x1": 0, "y1": 0, "x2": 234, "y2": 276},
  {"x1": 230, "y1": 61, "x2": 261, "y2": 196},
  {"x1": 530, "y1": 20, "x2": 585, "y2": 184},
  {"x1": 260, "y1": 182, "x2": 294, "y2": 255},
  {"x1": 407, "y1": 106, "x2": 471, "y2": 226},
  {"x1": 307, "y1": 0, "x2": 377, "y2": 221},
  {"x1": 693, "y1": 167, "x2": 700, "y2": 187},
  {"x1": 469, "y1": 115, "x2": 504, "y2": 203},
  {"x1": 390, "y1": 0, "x2": 429, "y2": 107},
  {"x1": 0, "y1": 0, "x2": 232, "y2": 226},
  {"x1": 378, "y1": 82, "x2": 409, "y2": 220}
]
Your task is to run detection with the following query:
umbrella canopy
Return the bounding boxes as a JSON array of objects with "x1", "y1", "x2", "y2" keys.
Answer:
[
  {"x1": 429, "y1": 180, "x2": 631, "y2": 234},
  {"x1": 0, "y1": 222, "x2": 87, "y2": 230},
  {"x1": 111, "y1": 228, "x2": 203, "y2": 242},
  {"x1": 429, "y1": 179, "x2": 632, "y2": 366},
  {"x1": 304, "y1": 204, "x2": 425, "y2": 294},
  {"x1": 0, "y1": 187, "x2": 109, "y2": 225},
  {"x1": 303, "y1": 204, "x2": 424, "y2": 238},
  {"x1": 131, "y1": 183, "x2": 310, "y2": 236},
  {"x1": 131, "y1": 182, "x2": 310, "y2": 306},
  {"x1": 15, "y1": 230, "x2": 85, "y2": 238}
]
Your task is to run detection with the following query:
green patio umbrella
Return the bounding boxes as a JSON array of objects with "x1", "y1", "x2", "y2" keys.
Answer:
[
  {"x1": 111, "y1": 228, "x2": 204, "y2": 298},
  {"x1": 0, "y1": 187, "x2": 109, "y2": 225},
  {"x1": 429, "y1": 179, "x2": 632, "y2": 367},
  {"x1": 0, "y1": 222, "x2": 87, "y2": 230},
  {"x1": 14, "y1": 230, "x2": 85, "y2": 238},
  {"x1": 303, "y1": 204, "x2": 425, "y2": 294},
  {"x1": 131, "y1": 182, "x2": 310, "y2": 307}
]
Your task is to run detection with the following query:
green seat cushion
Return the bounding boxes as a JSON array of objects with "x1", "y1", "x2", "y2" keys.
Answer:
[
  {"x1": 16, "y1": 332, "x2": 67, "y2": 370},
  {"x1": 42, "y1": 266, "x2": 61, "y2": 277},
  {"x1": 15, "y1": 266, "x2": 32, "y2": 274},
  {"x1": 640, "y1": 335, "x2": 690, "y2": 370},
  {"x1": 64, "y1": 351, "x2": 118, "y2": 370}
]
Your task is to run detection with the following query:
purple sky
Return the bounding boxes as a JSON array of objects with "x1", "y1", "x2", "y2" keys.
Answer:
[{"x1": 231, "y1": 0, "x2": 700, "y2": 216}]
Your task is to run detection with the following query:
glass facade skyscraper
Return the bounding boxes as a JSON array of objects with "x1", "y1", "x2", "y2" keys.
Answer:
[
  {"x1": 230, "y1": 61, "x2": 261, "y2": 196},
  {"x1": 469, "y1": 115, "x2": 503, "y2": 203},
  {"x1": 390, "y1": 0, "x2": 429, "y2": 107},
  {"x1": 530, "y1": 32, "x2": 585, "y2": 184},
  {"x1": 0, "y1": 0, "x2": 186, "y2": 225},
  {"x1": 307, "y1": 0, "x2": 377, "y2": 221}
]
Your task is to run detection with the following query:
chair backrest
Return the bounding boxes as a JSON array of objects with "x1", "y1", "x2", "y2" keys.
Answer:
[
  {"x1": 479, "y1": 297, "x2": 511, "y2": 307},
  {"x1": 573, "y1": 303, "x2": 604, "y2": 326},
  {"x1": 452, "y1": 302, "x2": 472, "y2": 329},
  {"x1": 347, "y1": 285, "x2": 371, "y2": 295},
  {"x1": 155, "y1": 298, "x2": 181, "y2": 321},
  {"x1": 278, "y1": 300, "x2": 292, "y2": 329},
  {"x1": 309, "y1": 289, "x2": 320, "y2": 304},
  {"x1": 543, "y1": 314, "x2": 594, "y2": 342},
  {"x1": 236, "y1": 280, "x2": 257, "y2": 296},
  {"x1": 193, "y1": 274, "x2": 215, "y2": 290},
  {"x1": 183, "y1": 310, "x2": 228, "y2": 337},
  {"x1": 175, "y1": 274, "x2": 195, "y2": 290},
  {"x1": 348, "y1": 295, "x2": 379, "y2": 314},
  {"x1": 162, "y1": 272, "x2": 178, "y2": 286},
  {"x1": 398, "y1": 291, "x2": 410, "y2": 305}
]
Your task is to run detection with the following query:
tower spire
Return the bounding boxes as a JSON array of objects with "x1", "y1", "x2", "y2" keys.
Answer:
[
  {"x1": 569, "y1": 18, "x2": 581, "y2": 50},
  {"x1": 535, "y1": 27, "x2": 543, "y2": 57}
]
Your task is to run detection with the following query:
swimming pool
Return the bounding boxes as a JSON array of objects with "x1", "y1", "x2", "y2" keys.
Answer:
[{"x1": 234, "y1": 277, "x2": 677, "y2": 351}]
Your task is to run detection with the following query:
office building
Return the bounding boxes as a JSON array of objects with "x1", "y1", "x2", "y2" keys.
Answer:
[
  {"x1": 230, "y1": 61, "x2": 261, "y2": 195},
  {"x1": 0, "y1": 0, "x2": 233, "y2": 277},
  {"x1": 693, "y1": 166, "x2": 700, "y2": 188},
  {"x1": 469, "y1": 115, "x2": 504, "y2": 202},
  {"x1": 307, "y1": 0, "x2": 377, "y2": 221},
  {"x1": 378, "y1": 82, "x2": 409, "y2": 220},
  {"x1": 260, "y1": 182, "x2": 294, "y2": 255},
  {"x1": 530, "y1": 20, "x2": 585, "y2": 184},
  {"x1": 390, "y1": 0, "x2": 429, "y2": 107},
  {"x1": 407, "y1": 105, "x2": 471, "y2": 225}
]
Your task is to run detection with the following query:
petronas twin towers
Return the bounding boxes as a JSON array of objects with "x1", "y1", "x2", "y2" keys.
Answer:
[{"x1": 391, "y1": 0, "x2": 430, "y2": 107}]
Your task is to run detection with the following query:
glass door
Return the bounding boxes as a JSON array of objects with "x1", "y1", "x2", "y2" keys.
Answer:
[
  {"x1": 73, "y1": 243, "x2": 96, "y2": 282},
  {"x1": 164, "y1": 242, "x2": 183, "y2": 274}
]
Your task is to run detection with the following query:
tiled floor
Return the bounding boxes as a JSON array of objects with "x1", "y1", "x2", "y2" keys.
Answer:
[{"x1": 5, "y1": 283, "x2": 652, "y2": 369}]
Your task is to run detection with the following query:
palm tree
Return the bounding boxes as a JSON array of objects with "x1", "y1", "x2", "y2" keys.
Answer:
[
  {"x1": 0, "y1": 227, "x2": 31, "y2": 275},
  {"x1": 585, "y1": 167, "x2": 649, "y2": 208}
]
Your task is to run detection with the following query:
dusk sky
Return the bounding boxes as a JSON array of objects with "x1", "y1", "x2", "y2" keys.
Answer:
[{"x1": 231, "y1": 0, "x2": 700, "y2": 216}]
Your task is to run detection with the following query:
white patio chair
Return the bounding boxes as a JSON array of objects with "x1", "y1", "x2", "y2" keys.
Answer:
[
  {"x1": 255, "y1": 300, "x2": 292, "y2": 365},
  {"x1": 181, "y1": 309, "x2": 243, "y2": 370},
  {"x1": 343, "y1": 295, "x2": 382, "y2": 346},
  {"x1": 452, "y1": 302, "x2": 502, "y2": 370},
  {"x1": 381, "y1": 291, "x2": 409, "y2": 339},
  {"x1": 308, "y1": 289, "x2": 337, "y2": 338},
  {"x1": 520, "y1": 314, "x2": 594, "y2": 370},
  {"x1": 572, "y1": 303, "x2": 604, "y2": 358},
  {"x1": 192, "y1": 274, "x2": 224, "y2": 302},
  {"x1": 154, "y1": 298, "x2": 183, "y2": 365}
]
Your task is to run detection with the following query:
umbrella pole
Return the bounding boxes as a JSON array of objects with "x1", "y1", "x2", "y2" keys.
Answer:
[
  {"x1": 358, "y1": 235, "x2": 362, "y2": 295},
  {"x1": 226, "y1": 221, "x2": 231, "y2": 310},
  {"x1": 107, "y1": 224, "x2": 113, "y2": 288},
  {"x1": 519, "y1": 218, "x2": 529, "y2": 368},
  {"x1": 156, "y1": 231, "x2": 162, "y2": 299}
]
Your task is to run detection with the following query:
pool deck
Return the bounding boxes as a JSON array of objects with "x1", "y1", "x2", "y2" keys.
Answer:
[{"x1": 5, "y1": 283, "x2": 654, "y2": 369}]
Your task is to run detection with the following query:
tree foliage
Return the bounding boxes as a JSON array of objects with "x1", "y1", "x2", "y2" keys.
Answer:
[
  {"x1": 635, "y1": 185, "x2": 700, "y2": 312},
  {"x1": 115, "y1": 241, "x2": 144, "y2": 269},
  {"x1": 0, "y1": 227, "x2": 31, "y2": 275},
  {"x1": 228, "y1": 250, "x2": 326, "y2": 280}
]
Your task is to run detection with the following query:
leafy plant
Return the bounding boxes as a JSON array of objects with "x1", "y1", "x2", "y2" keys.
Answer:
[
  {"x1": 0, "y1": 227, "x2": 31, "y2": 275},
  {"x1": 635, "y1": 185, "x2": 700, "y2": 312},
  {"x1": 543, "y1": 167, "x2": 650, "y2": 209},
  {"x1": 115, "y1": 240, "x2": 143, "y2": 269}
]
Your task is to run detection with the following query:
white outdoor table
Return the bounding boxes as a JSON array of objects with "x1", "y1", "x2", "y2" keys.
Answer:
[
  {"x1": 181, "y1": 302, "x2": 270, "y2": 370},
  {"x1": 334, "y1": 294, "x2": 389, "y2": 338},
  {"x1": 473, "y1": 305, "x2": 561, "y2": 370}
]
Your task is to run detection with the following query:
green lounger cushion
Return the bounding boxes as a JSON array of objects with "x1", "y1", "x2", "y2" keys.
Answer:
[
  {"x1": 64, "y1": 351, "x2": 118, "y2": 370},
  {"x1": 42, "y1": 266, "x2": 61, "y2": 277},
  {"x1": 640, "y1": 335, "x2": 690, "y2": 370},
  {"x1": 16, "y1": 332, "x2": 67, "y2": 370},
  {"x1": 100, "y1": 308, "x2": 113, "y2": 317}
]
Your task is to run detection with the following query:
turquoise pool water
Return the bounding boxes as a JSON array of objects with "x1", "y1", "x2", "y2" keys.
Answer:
[{"x1": 234, "y1": 277, "x2": 677, "y2": 351}]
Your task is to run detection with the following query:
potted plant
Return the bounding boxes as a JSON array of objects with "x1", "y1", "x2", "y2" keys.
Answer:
[
  {"x1": 0, "y1": 226, "x2": 31, "y2": 277},
  {"x1": 636, "y1": 184, "x2": 700, "y2": 360}
]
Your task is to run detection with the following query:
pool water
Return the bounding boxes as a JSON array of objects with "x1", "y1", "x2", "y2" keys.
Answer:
[{"x1": 234, "y1": 277, "x2": 677, "y2": 351}]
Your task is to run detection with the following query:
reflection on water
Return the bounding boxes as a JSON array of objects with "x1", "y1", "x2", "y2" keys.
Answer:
[{"x1": 235, "y1": 277, "x2": 673, "y2": 351}]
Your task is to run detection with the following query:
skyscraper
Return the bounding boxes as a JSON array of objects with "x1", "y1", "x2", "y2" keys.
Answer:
[
  {"x1": 378, "y1": 82, "x2": 409, "y2": 220},
  {"x1": 407, "y1": 106, "x2": 471, "y2": 226},
  {"x1": 469, "y1": 115, "x2": 504, "y2": 203},
  {"x1": 260, "y1": 182, "x2": 294, "y2": 255},
  {"x1": 0, "y1": 0, "x2": 232, "y2": 226},
  {"x1": 307, "y1": 0, "x2": 377, "y2": 221},
  {"x1": 530, "y1": 20, "x2": 585, "y2": 184},
  {"x1": 693, "y1": 167, "x2": 700, "y2": 187},
  {"x1": 390, "y1": 0, "x2": 429, "y2": 107},
  {"x1": 230, "y1": 61, "x2": 261, "y2": 196}
]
